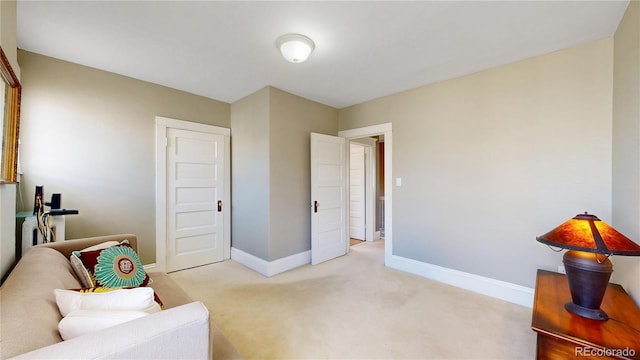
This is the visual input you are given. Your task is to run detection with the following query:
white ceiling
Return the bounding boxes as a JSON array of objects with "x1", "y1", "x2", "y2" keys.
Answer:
[{"x1": 17, "y1": 1, "x2": 629, "y2": 109}]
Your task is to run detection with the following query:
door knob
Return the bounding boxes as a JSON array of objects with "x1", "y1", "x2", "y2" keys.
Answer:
[{"x1": 218, "y1": 200, "x2": 222, "y2": 212}]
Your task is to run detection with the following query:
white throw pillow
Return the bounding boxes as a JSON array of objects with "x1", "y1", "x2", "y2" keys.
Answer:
[
  {"x1": 58, "y1": 310, "x2": 149, "y2": 340},
  {"x1": 69, "y1": 241, "x2": 122, "y2": 288},
  {"x1": 54, "y1": 287, "x2": 160, "y2": 317}
]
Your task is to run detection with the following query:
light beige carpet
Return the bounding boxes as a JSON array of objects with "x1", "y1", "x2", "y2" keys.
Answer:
[{"x1": 170, "y1": 241, "x2": 536, "y2": 359}]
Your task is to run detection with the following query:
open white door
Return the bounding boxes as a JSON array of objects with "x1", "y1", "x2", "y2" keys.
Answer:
[
  {"x1": 311, "y1": 133, "x2": 348, "y2": 265},
  {"x1": 349, "y1": 143, "x2": 366, "y2": 240}
]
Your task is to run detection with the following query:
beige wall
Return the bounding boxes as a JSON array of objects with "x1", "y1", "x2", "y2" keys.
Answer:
[
  {"x1": 339, "y1": 39, "x2": 614, "y2": 288},
  {"x1": 0, "y1": 0, "x2": 19, "y2": 79},
  {"x1": 612, "y1": 0, "x2": 640, "y2": 303},
  {"x1": 231, "y1": 86, "x2": 338, "y2": 262},
  {"x1": 230, "y1": 87, "x2": 271, "y2": 260},
  {"x1": 17, "y1": 50, "x2": 230, "y2": 264}
]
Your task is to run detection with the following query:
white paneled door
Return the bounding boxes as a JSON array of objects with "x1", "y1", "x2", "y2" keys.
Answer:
[
  {"x1": 311, "y1": 133, "x2": 348, "y2": 265},
  {"x1": 164, "y1": 125, "x2": 228, "y2": 272},
  {"x1": 349, "y1": 143, "x2": 366, "y2": 240}
]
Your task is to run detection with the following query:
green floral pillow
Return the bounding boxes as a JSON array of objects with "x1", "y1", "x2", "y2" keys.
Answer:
[{"x1": 71, "y1": 241, "x2": 151, "y2": 288}]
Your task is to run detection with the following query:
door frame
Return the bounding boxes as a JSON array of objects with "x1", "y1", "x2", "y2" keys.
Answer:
[
  {"x1": 339, "y1": 123, "x2": 392, "y2": 263},
  {"x1": 155, "y1": 116, "x2": 231, "y2": 273}
]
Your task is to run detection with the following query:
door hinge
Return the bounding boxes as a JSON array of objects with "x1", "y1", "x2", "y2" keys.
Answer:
[{"x1": 164, "y1": 137, "x2": 168, "y2": 148}]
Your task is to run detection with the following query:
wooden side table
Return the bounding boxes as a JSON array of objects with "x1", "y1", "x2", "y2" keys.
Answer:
[{"x1": 531, "y1": 269, "x2": 640, "y2": 359}]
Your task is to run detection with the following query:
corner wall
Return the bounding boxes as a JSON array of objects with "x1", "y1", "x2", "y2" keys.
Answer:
[
  {"x1": 339, "y1": 38, "x2": 614, "y2": 289},
  {"x1": 612, "y1": 0, "x2": 640, "y2": 303},
  {"x1": 17, "y1": 51, "x2": 230, "y2": 264},
  {"x1": 231, "y1": 86, "x2": 338, "y2": 271},
  {"x1": 230, "y1": 87, "x2": 271, "y2": 260}
]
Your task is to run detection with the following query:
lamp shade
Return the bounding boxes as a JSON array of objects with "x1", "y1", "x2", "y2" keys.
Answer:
[
  {"x1": 276, "y1": 34, "x2": 315, "y2": 63},
  {"x1": 536, "y1": 213, "x2": 640, "y2": 256}
]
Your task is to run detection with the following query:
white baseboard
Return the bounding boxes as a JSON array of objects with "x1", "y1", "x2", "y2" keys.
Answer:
[
  {"x1": 231, "y1": 247, "x2": 310, "y2": 277},
  {"x1": 143, "y1": 263, "x2": 157, "y2": 271},
  {"x1": 387, "y1": 255, "x2": 534, "y2": 308},
  {"x1": 224, "y1": 247, "x2": 534, "y2": 307}
]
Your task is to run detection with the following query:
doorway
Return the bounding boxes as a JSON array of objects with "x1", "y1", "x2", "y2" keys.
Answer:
[
  {"x1": 339, "y1": 123, "x2": 392, "y2": 264},
  {"x1": 349, "y1": 137, "x2": 382, "y2": 243}
]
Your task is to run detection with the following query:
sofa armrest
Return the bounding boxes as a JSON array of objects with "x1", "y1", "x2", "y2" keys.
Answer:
[
  {"x1": 9, "y1": 302, "x2": 210, "y2": 360},
  {"x1": 37, "y1": 234, "x2": 138, "y2": 258}
]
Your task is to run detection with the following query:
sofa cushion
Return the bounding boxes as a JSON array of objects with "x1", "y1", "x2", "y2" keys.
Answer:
[
  {"x1": 58, "y1": 309, "x2": 150, "y2": 340},
  {"x1": 69, "y1": 240, "x2": 121, "y2": 287},
  {"x1": 71, "y1": 286, "x2": 165, "y2": 309},
  {"x1": 0, "y1": 247, "x2": 83, "y2": 358},
  {"x1": 54, "y1": 287, "x2": 161, "y2": 317},
  {"x1": 70, "y1": 241, "x2": 151, "y2": 288}
]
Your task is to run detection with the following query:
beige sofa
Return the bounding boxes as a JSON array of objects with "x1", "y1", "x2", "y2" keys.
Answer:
[{"x1": 1, "y1": 234, "x2": 241, "y2": 359}]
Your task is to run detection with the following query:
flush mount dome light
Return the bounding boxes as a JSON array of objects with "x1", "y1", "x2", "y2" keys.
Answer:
[{"x1": 276, "y1": 34, "x2": 315, "y2": 63}]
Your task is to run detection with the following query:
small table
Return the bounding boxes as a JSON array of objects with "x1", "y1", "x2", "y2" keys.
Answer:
[
  {"x1": 531, "y1": 269, "x2": 640, "y2": 359},
  {"x1": 15, "y1": 212, "x2": 67, "y2": 259}
]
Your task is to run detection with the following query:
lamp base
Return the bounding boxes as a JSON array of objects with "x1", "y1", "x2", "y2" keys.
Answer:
[
  {"x1": 564, "y1": 301, "x2": 609, "y2": 321},
  {"x1": 562, "y1": 250, "x2": 613, "y2": 322}
]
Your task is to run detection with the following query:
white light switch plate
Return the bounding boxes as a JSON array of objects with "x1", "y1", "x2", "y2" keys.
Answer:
[{"x1": 395, "y1": 177, "x2": 402, "y2": 186}]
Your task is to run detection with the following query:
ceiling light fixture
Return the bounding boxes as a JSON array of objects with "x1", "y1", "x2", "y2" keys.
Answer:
[{"x1": 276, "y1": 34, "x2": 315, "y2": 63}]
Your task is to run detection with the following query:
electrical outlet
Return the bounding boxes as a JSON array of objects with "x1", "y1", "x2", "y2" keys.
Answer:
[{"x1": 558, "y1": 265, "x2": 566, "y2": 274}]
